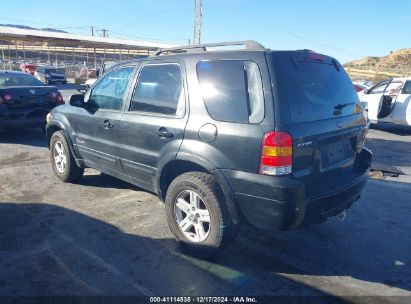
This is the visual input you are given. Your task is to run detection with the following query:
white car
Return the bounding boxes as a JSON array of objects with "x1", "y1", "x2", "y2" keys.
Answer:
[
  {"x1": 358, "y1": 77, "x2": 411, "y2": 126},
  {"x1": 84, "y1": 77, "x2": 97, "y2": 88}
]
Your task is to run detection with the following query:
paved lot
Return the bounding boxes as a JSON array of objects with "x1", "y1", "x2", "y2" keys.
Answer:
[{"x1": 0, "y1": 126, "x2": 411, "y2": 302}]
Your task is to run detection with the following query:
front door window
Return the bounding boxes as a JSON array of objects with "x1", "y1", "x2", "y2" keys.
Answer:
[{"x1": 88, "y1": 66, "x2": 134, "y2": 111}]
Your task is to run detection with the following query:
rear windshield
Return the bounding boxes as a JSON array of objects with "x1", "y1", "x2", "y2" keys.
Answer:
[
  {"x1": 0, "y1": 74, "x2": 44, "y2": 87},
  {"x1": 282, "y1": 61, "x2": 361, "y2": 123}
]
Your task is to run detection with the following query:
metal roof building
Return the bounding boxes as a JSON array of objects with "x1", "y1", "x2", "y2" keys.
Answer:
[
  {"x1": 0, "y1": 25, "x2": 177, "y2": 73},
  {"x1": 0, "y1": 25, "x2": 174, "y2": 50}
]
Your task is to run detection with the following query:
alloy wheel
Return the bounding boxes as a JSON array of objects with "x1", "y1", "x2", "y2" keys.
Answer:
[
  {"x1": 174, "y1": 190, "x2": 211, "y2": 243},
  {"x1": 53, "y1": 140, "x2": 67, "y2": 174}
]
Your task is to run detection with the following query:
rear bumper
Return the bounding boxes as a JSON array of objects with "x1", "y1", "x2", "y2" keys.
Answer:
[
  {"x1": 0, "y1": 116, "x2": 46, "y2": 128},
  {"x1": 218, "y1": 148, "x2": 372, "y2": 230}
]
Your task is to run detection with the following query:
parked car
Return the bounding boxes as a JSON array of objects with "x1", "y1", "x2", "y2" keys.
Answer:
[
  {"x1": 358, "y1": 77, "x2": 411, "y2": 126},
  {"x1": 354, "y1": 83, "x2": 367, "y2": 92},
  {"x1": 0, "y1": 71, "x2": 64, "y2": 130},
  {"x1": 19, "y1": 63, "x2": 37, "y2": 75},
  {"x1": 46, "y1": 41, "x2": 371, "y2": 258},
  {"x1": 84, "y1": 61, "x2": 119, "y2": 88},
  {"x1": 35, "y1": 66, "x2": 67, "y2": 84}
]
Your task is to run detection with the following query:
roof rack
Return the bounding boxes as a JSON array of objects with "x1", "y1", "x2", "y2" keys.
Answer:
[{"x1": 152, "y1": 40, "x2": 265, "y2": 56}]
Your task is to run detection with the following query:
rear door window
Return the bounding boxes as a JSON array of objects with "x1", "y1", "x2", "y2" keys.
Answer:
[
  {"x1": 130, "y1": 63, "x2": 185, "y2": 117},
  {"x1": 196, "y1": 60, "x2": 264, "y2": 123},
  {"x1": 282, "y1": 61, "x2": 361, "y2": 123}
]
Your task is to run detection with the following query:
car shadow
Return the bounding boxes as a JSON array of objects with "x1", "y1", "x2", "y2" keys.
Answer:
[
  {"x1": 48, "y1": 172, "x2": 411, "y2": 296},
  {"x1": 1, "y1": 180, "x2": 410, "y2": 299},
  {"x1": 371, "y1": 123, "x2": 411, "y2": 136},
  {"x1": 79, "y1": 171, "x2": 144, "y2": 191},
  {"x1": 0, "y1": 127, "x2": 47, "y2": 148},
  {"x1": 216, "y1": 178, "x2": 411, "y2": 294},
  {"x1": 0, "y1": 202, "x2": 345, "y2": 301}
]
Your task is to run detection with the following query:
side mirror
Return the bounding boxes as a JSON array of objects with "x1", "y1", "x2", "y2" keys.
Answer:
[
  {"x1": 69, "y1": 94, "x2": 85, "y2": 107},
  {"x1": 363, "y1": 89, "x2": 369, "y2": 94}
]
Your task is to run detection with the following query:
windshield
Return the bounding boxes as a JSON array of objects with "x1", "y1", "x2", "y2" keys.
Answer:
[
  {"x1": 45, "y1": 68, "x2": 63, "y2": 74},
  {"x1": 0, "y1": 74, "x2": 45, "y2": 87},
  {"x1": 282, "y1": 61, "x2": 361, "y2": 123}
]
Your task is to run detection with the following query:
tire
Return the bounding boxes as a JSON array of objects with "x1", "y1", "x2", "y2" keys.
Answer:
[
  {"x1": 50, "y1": 131, "x2": 84, "y2": 182},
  {"x1": 165, "y1": 172, "x2": 237, "y2": 258}
]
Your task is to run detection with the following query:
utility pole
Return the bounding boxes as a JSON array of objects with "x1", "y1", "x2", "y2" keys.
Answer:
[
  {"x1": 193, "y1": 0, "x2": 202, "y2": 45},
  {"x1": 91, "y1": 26, "x2": 94, "y2": 36},
  {"x1": 101, "y1": 29, "x2": 108, "y2": 37}
]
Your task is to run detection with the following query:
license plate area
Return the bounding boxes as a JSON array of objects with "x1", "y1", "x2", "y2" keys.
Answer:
[
  {"x1": 321, "y1": 139, "x2": 353, "y2": 168},
  {"x1": 24, "y1": 96, "x2": 42, "y2": 104}
]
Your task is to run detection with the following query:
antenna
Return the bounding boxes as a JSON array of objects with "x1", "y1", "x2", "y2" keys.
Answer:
[{"x1": 193, "y1": 0, "x2": 203, "y2": 45}]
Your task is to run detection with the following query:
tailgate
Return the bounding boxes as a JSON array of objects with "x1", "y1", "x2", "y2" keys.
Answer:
[
  {"x1": 287, "y1": 115, "x2": 367, "y2": 195},
  {"x1": 269, "y1": 51, "x2": 367, "y2": 195}
]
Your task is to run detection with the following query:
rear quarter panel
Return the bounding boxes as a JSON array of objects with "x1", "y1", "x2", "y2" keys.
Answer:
[{"x1": 179, "y1": 51, "x2": 275, "y2": 173}]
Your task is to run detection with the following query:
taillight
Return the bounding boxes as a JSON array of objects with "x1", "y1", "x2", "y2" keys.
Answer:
[
  {"x1": 259, "y1": 131, "x2": 293, "y2": 176},
  {"x1": 3, "y1": 94, "x2": 12, "y2": 101},
  {"x1": 51, "y1": 91, "x2": 64, "y2": 105},
  {"x1": 56, "y1": 92, "x2": 64, "y2": 104},
  {"x1": 1, "y1": 94, "x2": 15, "y2": 104},
  {"x1": 308, "y1": 53, "x2": 325, "y2": 62}
]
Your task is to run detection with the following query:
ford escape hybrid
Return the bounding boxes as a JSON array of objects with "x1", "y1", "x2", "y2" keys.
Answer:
[{"x1": 46, "y1": 41, "x2": 372, "y2": 258}]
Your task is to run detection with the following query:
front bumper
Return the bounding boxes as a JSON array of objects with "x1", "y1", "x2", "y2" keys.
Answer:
[{"x1": 219, "y1": 148, "x2": 372, "y2": 231}]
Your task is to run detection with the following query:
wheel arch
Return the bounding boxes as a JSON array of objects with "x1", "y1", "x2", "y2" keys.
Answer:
[
  {"x1": 46, "y1": 121, "x2": 82, "y2": 167},
  {"x1": 158, "y1": 156, "x2": 241, "y2": 224},
  {"x1": 46, "y1": 122, "x2": 65, "y2": 148}
]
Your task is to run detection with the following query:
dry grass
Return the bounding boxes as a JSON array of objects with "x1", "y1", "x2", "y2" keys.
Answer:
[{"x1": 344, "y1": 49, "x2": 411, "y2": 75}]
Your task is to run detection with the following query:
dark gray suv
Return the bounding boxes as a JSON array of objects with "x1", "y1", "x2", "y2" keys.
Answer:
[{"x1": 46, "y1": 41, "x2": 372, "y2": 257}]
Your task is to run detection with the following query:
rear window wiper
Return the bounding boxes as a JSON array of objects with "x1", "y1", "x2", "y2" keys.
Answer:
[{"x1": 334, "y1": 102, "x2": 355, "y2": 110}]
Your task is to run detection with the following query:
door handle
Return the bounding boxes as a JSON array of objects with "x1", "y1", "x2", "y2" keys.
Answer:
[
  {"x1": 158, "y1": 127, "x2": 174, "y2": 138},
  {"x1": 103, "y1": 120, "x2": 114, "y2": 129}
]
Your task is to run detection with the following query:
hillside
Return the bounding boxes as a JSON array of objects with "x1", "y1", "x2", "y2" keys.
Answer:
[
  {"x1": 344, "y1": 49, "x2": 411, "y2": 74},
  {"x1": 0, "y1": 24, "x2": 67, "y2": 33}
]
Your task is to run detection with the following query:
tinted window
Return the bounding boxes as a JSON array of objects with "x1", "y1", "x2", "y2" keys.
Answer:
[
  {"x1": 197, "y1": 60, "x2": 264, "y2": 123},
  {"x1": 385, "y1": 82, "x2": 403, "y2": 96},
  {"x1": 89, "y1": 66, "x2": 134, "y2": 110},
  {"x1": 402, "y1": 81, "x2": 411, "y2": 94},
  {"x1": 282, "y1": 61, "x2": 361, "y2": 123},
  {"x1": 130, "y1": 64, "x2": 184, "y2": 116},
  {"x1": 45, "y1": 68, "x2": 63, "y2": 74},
  {"x1": 370, "y1": 81, "x2": 389, "y2": 94},
  {"x1": 0, "y1": 74, "x2": 44, "y2": 87}
]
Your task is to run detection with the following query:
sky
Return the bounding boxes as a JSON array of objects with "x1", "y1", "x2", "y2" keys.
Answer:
[{"x1": 0, "y1": 0, "x2": 410, "y2": 63}]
